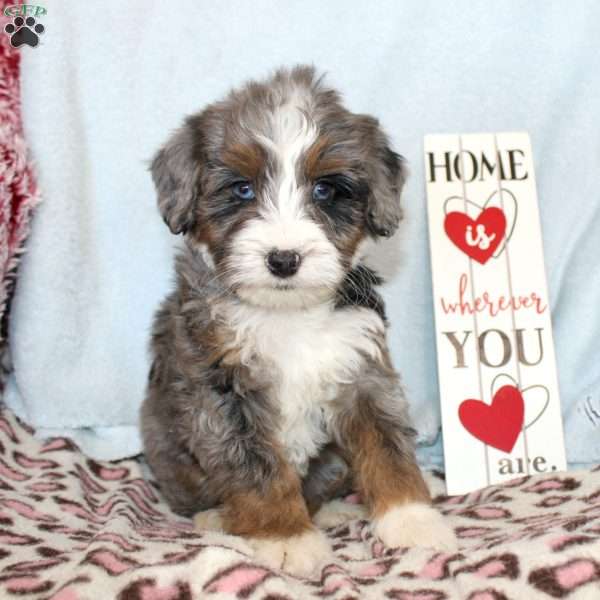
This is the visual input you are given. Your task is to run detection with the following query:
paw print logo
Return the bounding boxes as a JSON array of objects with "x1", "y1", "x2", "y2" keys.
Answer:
[{"x1": 4, "y1": 16, "x2": 45, "y2": 48}]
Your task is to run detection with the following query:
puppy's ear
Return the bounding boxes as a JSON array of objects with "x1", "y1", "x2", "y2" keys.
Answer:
[
  {"x1": 359, "y1": 116, "x2": 407, "y2": 238},
  {"x1": 150, "y1": 118, "x2": 204, "y2": 235}
]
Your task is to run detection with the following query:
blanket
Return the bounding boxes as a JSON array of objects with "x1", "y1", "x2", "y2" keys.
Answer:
[
  {"x1": 6, "y1": 0, "x2": 600, "y2": 464},
  {"x1": 1, "y1": 407, "x2": 600, "y2": 599},
  {"x1": 0, "y1": 13, "x2": 41, "y2": 355}
]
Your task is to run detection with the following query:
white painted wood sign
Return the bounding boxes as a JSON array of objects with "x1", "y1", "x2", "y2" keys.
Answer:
[{"x1": 424, "y1": 132, "x2": 567, "y2": 495}]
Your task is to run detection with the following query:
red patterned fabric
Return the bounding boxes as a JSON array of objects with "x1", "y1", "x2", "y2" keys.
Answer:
[{"x1": 0, "y1": 13, "x2": 41, "y2": 346}]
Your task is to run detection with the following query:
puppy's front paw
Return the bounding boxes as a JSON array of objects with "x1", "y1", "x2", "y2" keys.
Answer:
[
  {"x1": 249, "y1": 528, "x2": 332, "y2": 577},
  {"x1": 374, "y1": 503, "x2": 457, "y2": 552}
]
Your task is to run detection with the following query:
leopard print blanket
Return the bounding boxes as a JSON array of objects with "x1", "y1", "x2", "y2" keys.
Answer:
[{"x1": 1, "y1": 408, "x2": 599, "y2": 599}]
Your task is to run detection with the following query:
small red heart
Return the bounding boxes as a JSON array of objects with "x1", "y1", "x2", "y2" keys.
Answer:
[
  {"x1": 458, "y1": 385, "x2": 524, "y2": 453},
  {"x1": 444, "y1": 207, "x2": 506, "y2": 264}
]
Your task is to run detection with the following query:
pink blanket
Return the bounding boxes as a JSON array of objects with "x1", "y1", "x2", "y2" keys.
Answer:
[
  {"x1": 1, "y1": 408, "x2": 599, "y2": 599},
  {"x1": 0, "y1": 15, "x2": 41, "y2": 351}
]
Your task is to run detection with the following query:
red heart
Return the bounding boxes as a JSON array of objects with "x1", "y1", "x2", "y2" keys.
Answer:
[
  {"x1": 458, "y1": 385, "x2": 524, "y2": 453},
  {"x1": 444, "y1": 207, "x2": 506, "y2": 264}
]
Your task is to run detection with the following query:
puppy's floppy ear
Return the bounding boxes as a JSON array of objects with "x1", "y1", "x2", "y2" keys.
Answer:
[
  {"x1": 359, "y1": 116, "x2": 407, "y2": 238},
  {"x1": 150, "y1": 117, "x2": 205, "y2": 235}
]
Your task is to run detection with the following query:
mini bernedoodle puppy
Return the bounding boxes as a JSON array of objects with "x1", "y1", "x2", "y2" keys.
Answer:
[{"x1": 141, "y1": 65, "x2": 456, "y2": 576}]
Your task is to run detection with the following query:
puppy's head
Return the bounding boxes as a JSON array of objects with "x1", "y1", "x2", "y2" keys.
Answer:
[{"x1": 152, "y1": 66, "x2": 406, "y2": 308}]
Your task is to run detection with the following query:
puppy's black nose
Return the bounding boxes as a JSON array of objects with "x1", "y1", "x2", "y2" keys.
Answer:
[{"x1": 266, "y1": 249, "x2": 301, "y2": 278}]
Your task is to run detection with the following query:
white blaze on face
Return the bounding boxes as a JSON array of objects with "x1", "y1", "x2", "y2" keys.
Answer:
[
  {"x1": 270, "y1": 96, "x2": 316, "y2": 220},
  {"x1": 229, "y1": 95, "x2": 345, "y2": 308}
]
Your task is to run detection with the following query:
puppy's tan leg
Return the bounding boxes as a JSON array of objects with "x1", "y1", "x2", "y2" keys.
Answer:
[
  {"x1": 222, "y1": 461, "x2": 331, "y2": 576},
  {"x1": 300, "y1": 443, "x2": 366, "y2": 528},
  {"x1": 350, "y1": 419, "x2": 457, "y2": 552}
]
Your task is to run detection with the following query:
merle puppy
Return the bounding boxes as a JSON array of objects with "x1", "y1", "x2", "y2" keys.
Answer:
[{"x1": 141, "y1": 66, "x2": 456, "y2": 576}]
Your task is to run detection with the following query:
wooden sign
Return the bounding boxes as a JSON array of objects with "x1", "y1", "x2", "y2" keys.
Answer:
[{"x1": 424, "y1": 132, "x2": 567, "y2": 495}]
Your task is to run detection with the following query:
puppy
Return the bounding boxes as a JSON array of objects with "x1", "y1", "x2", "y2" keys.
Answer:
[{"x1": 140, "y1": 65, "x2": 456, "y2": 576}]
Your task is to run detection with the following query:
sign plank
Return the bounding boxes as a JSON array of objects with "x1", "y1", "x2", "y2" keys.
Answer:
[{"x1": 424, "y1": 132, "x2": 567, "y2": 495}]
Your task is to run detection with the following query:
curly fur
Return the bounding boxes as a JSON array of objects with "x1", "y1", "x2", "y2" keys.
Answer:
[{"x1": 140, "y1": 66, "x2": 454, "y2": 574}]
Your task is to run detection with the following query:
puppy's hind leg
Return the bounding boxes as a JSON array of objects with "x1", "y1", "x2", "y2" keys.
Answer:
[
  {"x1": 302, "y1": 444, "x2": 367, "y2": 528},
  {"x1": 194, "y1": 507, "x2": 224, "y2": 531},
  {"x1": 141, "y1": 411, "x2": 217, "y2": 517}
]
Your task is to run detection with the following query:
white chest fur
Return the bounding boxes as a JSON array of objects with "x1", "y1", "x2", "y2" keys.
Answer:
[{"x1": 220, "y1": 301, "x2": 385, "y2": 473}]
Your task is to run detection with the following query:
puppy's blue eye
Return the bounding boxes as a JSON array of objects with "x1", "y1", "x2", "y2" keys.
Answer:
[
  {"x1": 312, "y1": 182, "x2": 334, "y2": 202},
  {"x1": 232, "y1": 182, "x2": 255, "y2": 200}
]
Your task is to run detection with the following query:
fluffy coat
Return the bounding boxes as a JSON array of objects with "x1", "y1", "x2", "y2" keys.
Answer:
[{"x1": 141, "y1": 66, "x2": 455, "y2": 575}]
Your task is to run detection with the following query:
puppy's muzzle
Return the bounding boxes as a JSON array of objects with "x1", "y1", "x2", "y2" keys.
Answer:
[{"x1": 266, "y1": 249, "x2": 301, "y2": 278}]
